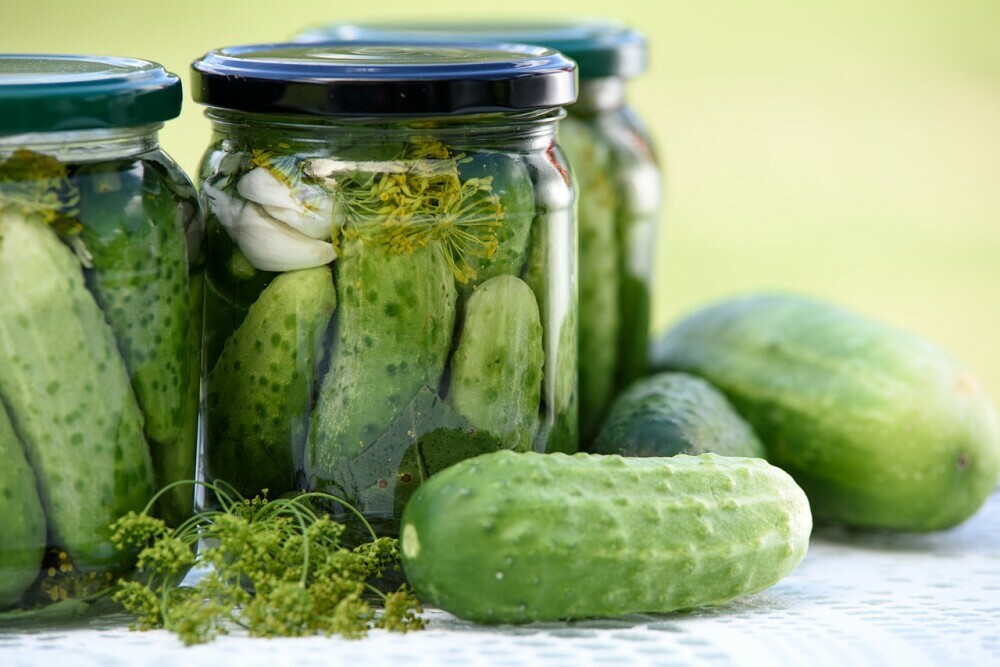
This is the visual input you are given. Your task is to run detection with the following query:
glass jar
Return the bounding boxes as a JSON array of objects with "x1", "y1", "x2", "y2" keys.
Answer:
[
  {"x1": 191, "y1": 42, "x2": 578, "y2": 533},
  {"x1": 295, "y1": 22, "x2": 662, "y2": 444},
  {"x1": 0, "y1": 56, "x2": 203, "y2": 613}
]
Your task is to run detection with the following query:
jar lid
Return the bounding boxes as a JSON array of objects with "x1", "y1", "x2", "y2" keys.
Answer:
[
  {"x1": 190, "y1": 42, "x2": 577, "y2": 116},
  {"x1": 0, "y1": 55, "x2": 182, "y2": 135},
  {"x1": 295, "y1": 21, "x2": 647, "y2": 80}
]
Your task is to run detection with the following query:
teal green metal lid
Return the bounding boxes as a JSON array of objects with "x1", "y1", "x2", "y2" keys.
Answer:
[
  {"x1": 0, "y1": 55, "x2": 182, "y2": 135},
  {"x1": 294, "y1": 20, "x2": 647, "y2": 80}
]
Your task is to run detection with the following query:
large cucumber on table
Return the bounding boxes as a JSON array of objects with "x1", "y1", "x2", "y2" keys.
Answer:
[
  {"x1": 448, "y1": 275, "x2": 543, "y2": 451},
  {"x1": 591, "y1": 372, "x2": 765, "y2": 459},
  {"x1": 0, "y1": 211, "x2": 154, "y2": 572},
  {"x1": 401, "y1": 451, "x2": 811, "y2": 623},
  {"x1": 0, "y1": 404, "x2": 46, "y2": 608},
  {"x1": 307, "y1": 241, "x2": 457, "y2": 479},
  {"x1": 208, "y1": 267, "x2": 336, "y2": 497},
  {"x1": 76, "y1": 161, "x2": 192, "y2": 446},
  {"x1": 650, "y1": 293, "x2": 1000, "y2": 531}
]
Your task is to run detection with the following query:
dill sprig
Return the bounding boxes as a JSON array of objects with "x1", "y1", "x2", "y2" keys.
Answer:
[
  {"x1": 335, "y1": 137, "x2": 504, "y2": 284},
  {"x1": 110, "y1": 481, "x2": 424, "y2": 645}
]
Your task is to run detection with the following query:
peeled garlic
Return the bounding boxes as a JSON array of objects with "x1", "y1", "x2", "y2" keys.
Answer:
[
  {"x1": 232, "y1": 203, "x2": 337, "y2": 272},
  {"x1": 237, "y1": 167, "x2": 333, "y2": 240}
]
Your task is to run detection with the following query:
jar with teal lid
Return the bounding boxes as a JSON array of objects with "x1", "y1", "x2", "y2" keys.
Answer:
[
  {"x1": 295, "y1": 21, "x2": 663, "y2": 444},
  {"x1": 191, "y1": 41, "x2": 578, "y2": 534},
  {"x1": 0, "y1": 55, "x2": 203, "y2": 613}
]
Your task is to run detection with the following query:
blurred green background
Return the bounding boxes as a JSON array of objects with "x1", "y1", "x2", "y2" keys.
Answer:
[{"x1": 4, "y1": 0, "x2": 999, "y2": 407}]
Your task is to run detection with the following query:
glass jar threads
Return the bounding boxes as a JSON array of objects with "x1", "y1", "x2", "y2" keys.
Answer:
[{"x1": 191, "y1": 42, "x2": 578, "y2": 532}]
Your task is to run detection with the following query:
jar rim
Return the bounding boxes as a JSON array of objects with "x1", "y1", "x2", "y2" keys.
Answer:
[
  {"x1": 0, "y1": 55, "x2": 181, "y2": 135},
  {"x1": 190, "y1": 40, "x2": 578, "y2": 116},
  {"x1": 294, "y1": 21, "x2": 647, "y2": 80}
]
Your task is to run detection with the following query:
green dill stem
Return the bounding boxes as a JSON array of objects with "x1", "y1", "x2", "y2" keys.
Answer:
[{"x1": 285, "y1": 492, "x2": 378, "y2": 542}]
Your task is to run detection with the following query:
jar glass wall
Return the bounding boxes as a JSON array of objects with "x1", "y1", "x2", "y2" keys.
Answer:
[
  {"x1": 293, "y1": 22, "x2": 663, "y2": 444},
  {"x1": 192, "y1": 42, "x2": 578, "y2": 535},
  {"x1": 0, "y1": 56, "x2": 202, "y2": 613}
]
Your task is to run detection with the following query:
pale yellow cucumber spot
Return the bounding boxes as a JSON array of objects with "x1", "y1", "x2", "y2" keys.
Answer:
[{"x1": 401, "y1": 523, "x2": 420, "y2": 559}]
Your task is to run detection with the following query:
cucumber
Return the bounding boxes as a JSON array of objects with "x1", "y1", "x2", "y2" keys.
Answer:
[
  {"x1": 448, "y1": 275, "x2": 543, "y2": 451},
  {"x1": 150, "y1": 271, "x2": 203, "y2": 526},
  {"x1": 207, "y1": 267, "x2": 336, "y2": 497},
  {"x1": 592, "y1": 373, "x2": 766, "y2": 459},
  {"x1": 307, "y1": 241, "x2": 457, "y2": 478},
  {"x1": 559, "y1": 117, "x2": 621, "y2": 443},
  {"x1": 400, "y1": 451, "x2": 811, "y2": 623},
  {"x1": 0, "y1": 403, "x2": 46, "y2": 608},
  {"x1": 455, "y1": 153, "x2": 535, "y2": 295},
  {"x1": 76, "y1": 160, "x2": 192, "y2": 446},
  {"x1": 0, "y1": 211, "x2": 154, "y2": 572},
  {"x1": 650, "y1": 293, "x2": 1000, "y2": 531}
]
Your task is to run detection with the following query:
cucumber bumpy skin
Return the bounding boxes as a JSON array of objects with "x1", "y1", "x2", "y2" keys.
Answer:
[
  {"x1": 591, "y1": 372, "x2": 765, "y2": 459},
  {"x1": 401, "y1": 451, "x2": 811, "y2": 623},
  {"x1": 0, "y1": 211, "x2": 154, "y2": 572},
  {"x1": 208, "y1": 267, "x2": 336, "y2": 498},
  {"x1": 76, "y1": 160, "x2": 192, "y2": 446},
  {"x1": 307, "y1": 240, "x2": 457, "y2": 478},
  {"x1": 0, "y1": 403, "x2": 46, "y2": 608},
  {"x1": 448, "y1": 275, "x2": 543, "y2": 451},
  {"x1": 650, "y1": 292, "x2": 1000, "y2": 531}
]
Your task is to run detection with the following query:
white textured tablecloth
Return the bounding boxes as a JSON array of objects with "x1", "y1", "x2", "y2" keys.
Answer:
[{"x1": 3, "y1": 490, "x2": 998, "y2": 667}]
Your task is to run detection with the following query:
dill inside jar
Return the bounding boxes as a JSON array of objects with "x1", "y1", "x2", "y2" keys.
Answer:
[
  {"x1": 191, "y1": 42, "x2": 578, "y2": 532},
  {"x1": 295, "y1": 22, "x2": 662, "y2": 445},
  {"x1": 0, "y1": 55, "x2": 203, "y2": 613}
]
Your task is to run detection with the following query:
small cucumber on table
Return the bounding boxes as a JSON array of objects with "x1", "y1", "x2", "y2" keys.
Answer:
[
  {"x1": 590, "y1": 372, "x2": 765, "y2": 459},
  {"x1": 0, "y1": 211, "x2": 154, "y2": 572},
  {"x1": 401, "y1": 451, "x2": 811, "y2": 623},
  {"x1": 650, "y1": 292, "x2": 1000, "y2": 531},
  {"x1": 0, "y1": 403, "x2": 46, "y2": 608},
  {"x1": 448, "y1": 274, "x2": 543, "y2": 451},
  {"x1": 207, "y1": 266, "x2": 336, "y2": 498}
]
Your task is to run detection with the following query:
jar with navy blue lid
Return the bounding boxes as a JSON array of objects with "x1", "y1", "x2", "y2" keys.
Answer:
[
  {"x1": 295, "y1": 21, "x2": 663, "y2": 445},
  {"x1": 191, "y1": 42, "x2": 578, "y2": 534},
  {"x1": 0, "y1": 55, "x2": 203, "y2": 613}
]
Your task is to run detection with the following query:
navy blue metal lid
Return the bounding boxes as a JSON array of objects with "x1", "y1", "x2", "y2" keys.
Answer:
[
  {"x1": 294, "y1": 20, "x2": 647, "y2": 80},
  {"x1": 190, "y1": 41, "x2": 578, "y2": 116},
  {"x1": 0, "y1": 55, "x2": 182, "y2": 135}
]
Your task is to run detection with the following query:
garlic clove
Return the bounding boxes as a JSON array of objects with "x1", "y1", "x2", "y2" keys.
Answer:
[
  {"x1": 233, "y1": 203, "x2": 337, "y2": 272},
  {"x1": 237, "y1": 167, "x2": 303, "y2": 210},
  {"x1": 201, "y1": 181, "x2": 245, "y2": 235},
  {"x1": 262, "y1": 199, "x2": 333, "y2": 241}
]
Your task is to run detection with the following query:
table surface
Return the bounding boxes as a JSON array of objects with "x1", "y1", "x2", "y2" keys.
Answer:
[{"x1": 3, "y1": 490, "x2": 998, "y2": 667}]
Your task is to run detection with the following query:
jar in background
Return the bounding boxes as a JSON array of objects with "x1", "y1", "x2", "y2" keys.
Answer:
[
  {"x1": 191, "y1": 42, "x2": 578, "y2": 533},
  {"x1": 0, "y1": 56, "x2": 203, "y2": 612},
  {"x1": 294, "y1": 21, "x2": 662, "y2": 444}
]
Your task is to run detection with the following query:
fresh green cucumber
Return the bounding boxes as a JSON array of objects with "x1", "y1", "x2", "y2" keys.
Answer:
[
  {"x1": 401, "y1": 451, "x2": 811, "y2": 623},
  {"x1": 448, "y1": 275, "x2": 543, "y2": 451},
  {"x1": 591, "y1": 372, "x2": 765, "y2": 459},
  {"x1": 76, "y1": 161, "x2": 192, "y2": 446},
  {"x1": 0, "y1": 403, "x2": 46, "y2": 608},
  {"x1": 650, "y1": 293, "x2": 1000, "y2": 531},
  {"x1": 307, "y1": 241, "x2": 457, "y2": 478},
  {"x1": 559, "y1": 117, "x2": 620, "y2": 443},
  {"x1": 208, "y1": 267, "x2": 336, "y2": 497},
  {"x1": 0, "y1": 211, "x2": 154, "y2": 572}
]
